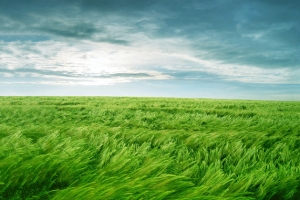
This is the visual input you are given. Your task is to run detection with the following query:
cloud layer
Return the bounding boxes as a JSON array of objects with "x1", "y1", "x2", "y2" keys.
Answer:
[{"x1": 0, "y1": 0, "x2": 299, "y2": 98}]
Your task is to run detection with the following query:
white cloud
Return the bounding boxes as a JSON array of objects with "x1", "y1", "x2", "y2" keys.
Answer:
[
  {"x1": 0, "y1": 39, "x2": 174, "y2": 85},
  {"x1": 1, "y1": 36, "x2": 298, "y2": 86}
]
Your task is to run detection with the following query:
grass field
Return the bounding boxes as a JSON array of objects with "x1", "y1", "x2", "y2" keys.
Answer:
[{"x1": 0, "y1": 97, "x2": 299, "y2": 199}]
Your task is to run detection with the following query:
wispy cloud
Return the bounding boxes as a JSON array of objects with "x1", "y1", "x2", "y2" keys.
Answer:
[{"x1": 0, "y1": 0, "x2": 299, "y2": 99}]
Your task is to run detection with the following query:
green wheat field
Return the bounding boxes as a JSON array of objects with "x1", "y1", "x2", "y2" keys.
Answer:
[{"x1": 0, "y1": 97, "x2": 299, "y2": 200}]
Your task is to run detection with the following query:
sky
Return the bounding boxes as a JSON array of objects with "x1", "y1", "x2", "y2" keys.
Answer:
[{"x1": 0, "y1": 0, "x2": 299, "y2": 100}]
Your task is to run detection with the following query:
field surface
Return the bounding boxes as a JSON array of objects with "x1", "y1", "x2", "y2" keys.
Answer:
[{"x1": 0, "y1": 97, "x2": 300, "y2": 200}]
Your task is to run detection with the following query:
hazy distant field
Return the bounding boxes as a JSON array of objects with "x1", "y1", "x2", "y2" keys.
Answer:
[{"x1": 0, "y1": 97, "x2": 299, "y2": 199}]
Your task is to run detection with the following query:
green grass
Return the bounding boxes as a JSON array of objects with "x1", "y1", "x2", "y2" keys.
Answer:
[{"x1": 0, "y1": 96, "x2": 299, "y2": 199}]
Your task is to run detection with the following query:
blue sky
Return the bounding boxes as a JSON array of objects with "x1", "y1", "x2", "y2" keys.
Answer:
[{"x1": 0, "y1": 0, "x2": 299, "y2": 100}]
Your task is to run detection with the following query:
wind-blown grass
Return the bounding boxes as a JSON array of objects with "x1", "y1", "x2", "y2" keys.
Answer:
[{"x1": 0, "y1": 97, "x2": 299, "y2": 199}]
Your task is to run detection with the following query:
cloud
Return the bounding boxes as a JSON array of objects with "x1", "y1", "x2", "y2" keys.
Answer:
[
  {"x1": 0, "y1": 35, "x2": 50, "y2": 42},
  {"x1": 0, "y1": 0, "x2": 299, "y2": 93},
  {"x1": 0, "y1": 40, "x2": 172, "y2": 86},
  {"x1": 39, "y1": 22, "x2": 99, "y2": 39},
  {"x1": 0, "y1": 36, "x2": 298, "y2": 87}
]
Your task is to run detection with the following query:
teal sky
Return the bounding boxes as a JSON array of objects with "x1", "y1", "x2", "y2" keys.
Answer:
[{"x1": 0, "y1": 0, "x2": 299, "y2": 100}]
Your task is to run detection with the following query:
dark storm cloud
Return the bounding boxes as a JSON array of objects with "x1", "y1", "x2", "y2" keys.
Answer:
[
  {"x1": 148, "y1": 0, "x2": 300, "y2": 69},
  {"x1": 0, "y1": 0, "x2": 133, "y2": 44},
  {"x1": 78, "y1": 0, "x2": 161, "y2": 13},
  {"x1": 95, "y1": 37, "x2": 129, "y2": 45},
  {"x1": 41, "y1": 23, "x2": 98, "y2": 39},
  {"x1": 0, "y1": 35, "x2": 50, "y2": 42},
  {"x1": 0, "y1": 68, "x2": 75, "y2": 78},
  {"x1": 158, "y1": 69, "x2": 219, "y2": 82},
  {"x1": 108, "y1": 73, "x2": 151, "y2": 78},
  {"x1": 169, "y1": 0, "x2": 300, "y2": 69},
  {"x1": 0, "y1": 67, "x2": 153, "y2": 79},
  {"x1": 1, "y1": 0, "x2": 299, "y2": 68}
]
